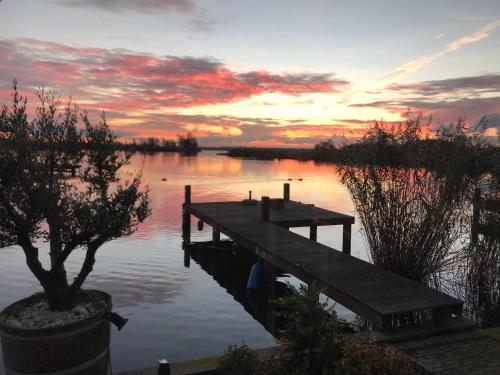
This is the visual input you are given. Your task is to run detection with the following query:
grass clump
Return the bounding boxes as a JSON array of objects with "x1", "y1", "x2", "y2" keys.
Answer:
[{"x1": 218, "y1": 344, "x2": 258, "y2": 375}]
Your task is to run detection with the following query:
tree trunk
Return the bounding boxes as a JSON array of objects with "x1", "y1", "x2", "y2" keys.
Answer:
[{"x1": 40, "y1": 270, "x2": 77, "y2": 311}]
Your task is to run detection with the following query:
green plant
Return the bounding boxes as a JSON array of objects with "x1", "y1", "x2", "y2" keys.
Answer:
[
  {"x1": 254, "y1": 352, "x2": 299, "y2": 375},
  {"x1": 273, "y1": 283, "x2": 345, "y2": 374},
  {"x1": 218, "y1": 344, "x2": 258, "y2": 375},
  {"x1": 0, "y1": 82, "x2": 151, "y2": 310},
  {"x1": 341, "y1": 340, "x2": 416, "y2": 375}
]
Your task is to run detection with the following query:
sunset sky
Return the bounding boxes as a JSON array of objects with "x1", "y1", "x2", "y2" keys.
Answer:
[{"x1": 1, "y1": 0, "x2": 500, "y2": 147}]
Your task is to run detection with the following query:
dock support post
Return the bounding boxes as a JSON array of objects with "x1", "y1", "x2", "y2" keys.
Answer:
[
  {"x1": 212, "y1": 227, "x2": 220, "y2": 243},
  {"x1": 472, "y1": 187, "x2": 481, "y2": 244},
  {"x1": 265, "y1": 262, "x2": 277, "y2": 335},
  {"x1": 183, "y1": 247, "x2": 190, "y2": 267},
  {"x1": 342, "y1": 223, "x2": 351, "y2": 255},
  {"x1": 283, "y1": 183, "x2": 290, "y2": 201},
  {"x1": 182, "y1": 185, "x2": 191, "y2": 246},
  {"x1": 158, "y1": 359, "x2": 170, "y2": 375},
  {"x1": 310, "y1": 225, "x2": 317, "y2": 241},
  {"x1": 261, "y1": 196, "x2": 270, "y2": 222}
]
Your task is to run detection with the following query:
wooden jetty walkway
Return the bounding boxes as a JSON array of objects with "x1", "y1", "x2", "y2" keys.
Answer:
[
  {"x1": 182, "y1": 184, "x2": 462, "y2": 332},
  {"x1": 116, "y1": 184, "x2": 500, "y2": 374}
]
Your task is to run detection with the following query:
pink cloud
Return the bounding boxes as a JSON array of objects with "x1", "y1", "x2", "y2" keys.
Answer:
[{"x1": 0, "y1": 38, "x2": 348, "y2": 112}]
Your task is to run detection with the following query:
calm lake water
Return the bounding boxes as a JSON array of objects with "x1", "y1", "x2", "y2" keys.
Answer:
[{"x1": 0, "y1": 151, "x2": 370, "y2": 373}]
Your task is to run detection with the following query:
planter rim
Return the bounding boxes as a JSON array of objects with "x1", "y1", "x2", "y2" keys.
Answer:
[{"x1": 0, "y1": 289, "x2": 112, "y2": 337}]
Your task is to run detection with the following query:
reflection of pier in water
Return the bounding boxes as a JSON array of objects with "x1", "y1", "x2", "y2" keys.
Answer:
[{"x1": 186, "y1": 241, "x2": 290, "y2": 336}]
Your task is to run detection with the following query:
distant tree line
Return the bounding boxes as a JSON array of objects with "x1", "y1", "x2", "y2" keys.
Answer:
[
  {"x1": 115, "y1": 133, "x2": 199, "y2": 155},
  {"x1": 0, "y1": 108, "x2": 200, "y2": 157},
  {"x1": 227, "y1": 115, "x2": 500, "y2": 176}
]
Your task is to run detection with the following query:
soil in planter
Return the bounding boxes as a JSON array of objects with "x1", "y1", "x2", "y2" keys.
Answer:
[{"x1": 1, "y1": 290, "x2": 109, "y2": 329}]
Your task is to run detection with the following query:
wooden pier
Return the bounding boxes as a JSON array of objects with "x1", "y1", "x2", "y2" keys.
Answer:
[{"x1": 182, "y1": 184, "x2": 463, "y2": 332}]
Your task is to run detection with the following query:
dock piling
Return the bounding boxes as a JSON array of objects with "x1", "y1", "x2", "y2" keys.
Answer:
[
  {"x1": 261, "y1": 196, "x2": 270, "y2": 221},
  {"x1": 158, "y1": 359, "x2": 170, "y2": 375},
  {"x1": 182, "y1": 185, "x2": 191, "y2": 245},
  {"x1": 265, "y1": 263, "x2": 277, "y2": 335},
  {"x1": 342, "y1": 223, "x2": 351, "y2": 255},
  {"x1": 283, "y1": 183, "x2": 290, "y2": 201},
  {"x1": 183, "y1": 248, "x2": 190, "y2": 267},
  {"x1": 212, "y1": 227, "x2": 221, "y2": 243},
  {"x1": 309, "y1": 225, "x2": 317, "y2": 241}
]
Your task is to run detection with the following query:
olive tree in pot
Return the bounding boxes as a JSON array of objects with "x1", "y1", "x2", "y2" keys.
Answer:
[{"x1": 0, "y1": 82, "x2": 151, "y2": 375}]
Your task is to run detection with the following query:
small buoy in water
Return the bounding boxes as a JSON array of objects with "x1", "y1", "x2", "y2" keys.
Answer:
[
  {"x1": 197, "y1": 220, "x2": 204, "y2": 231},
  {"x1": 246, "y1": 261, "x2": 263, "y2": 291}
]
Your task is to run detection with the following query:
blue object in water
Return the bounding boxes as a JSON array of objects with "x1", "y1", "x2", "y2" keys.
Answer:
[{"x1": 246, "y1": 261, "x2": 263, "y2": 291}]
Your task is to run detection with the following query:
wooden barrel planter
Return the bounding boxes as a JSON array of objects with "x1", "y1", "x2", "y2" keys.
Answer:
[{"x1": 0, "y1": 290, "x2": 112, "y2": 375}]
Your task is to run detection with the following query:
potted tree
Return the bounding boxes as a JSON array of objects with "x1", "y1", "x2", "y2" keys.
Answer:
[{"x1": 0, "y1": 82, "x2": 151, "y2": 374}]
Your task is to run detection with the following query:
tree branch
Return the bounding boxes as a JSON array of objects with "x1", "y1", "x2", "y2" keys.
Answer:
[{"x1": 68, "y1": 239, "x2": 103, "y2": 296}]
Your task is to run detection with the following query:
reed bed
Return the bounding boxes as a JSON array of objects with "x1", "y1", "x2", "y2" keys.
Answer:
[{"x1": 453, "y1": 202, "x2": 500, "y2": 327}]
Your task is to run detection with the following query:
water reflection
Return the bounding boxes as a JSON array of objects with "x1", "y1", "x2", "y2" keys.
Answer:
[
  {"x1": 187, "y1": 242, "x2": 292, "y2": 336},
  {"x1": 1, "y1": 151, "x2": 361, "y2": 374}
]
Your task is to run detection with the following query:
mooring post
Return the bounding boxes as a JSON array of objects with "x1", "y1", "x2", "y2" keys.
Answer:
[
  {"x1": 472, "y1": 187, "x2": 481, "y2": 244},
  {"x1": 182, "y1": 185, "x2": 191, "y2": 245},
  {"x1": 342, "y1": 223, "x2": 351, "y2": 255},
  {"x1": 261, "y1": 196, "x2": 270, "y2": 221},
  {"x1": 158, "y1": 359, "x2": 170, "y2": 375},
  {"x1": 212, "y1": 227, "x2": 221, "y2": 243},
  {"x1": 283, "y1": 183, "x2": 290, "y2": 201},
  {"x1": 310, "y1": 225, "x2": 317, "y2": 241}
]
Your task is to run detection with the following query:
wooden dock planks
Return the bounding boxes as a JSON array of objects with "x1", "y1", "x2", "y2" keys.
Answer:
[{"x1": 185, "y1": 200, "x2": 462, "y2": 330}]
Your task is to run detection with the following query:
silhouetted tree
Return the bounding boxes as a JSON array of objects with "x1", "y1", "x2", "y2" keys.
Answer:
[
  {"x1": 0, "y1": 82, "x2": 151, "y2": 310},
  {"x1": 177, "y1": 132, "x2": 199, "y2": 155},
  {"x1": 161, "y1": 138, "x2": 177, "y2": 149}
]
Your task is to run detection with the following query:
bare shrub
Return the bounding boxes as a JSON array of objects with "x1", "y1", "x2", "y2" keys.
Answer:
[{"x1": 339, "y1": 165, "x2": 471, "y2": 286}]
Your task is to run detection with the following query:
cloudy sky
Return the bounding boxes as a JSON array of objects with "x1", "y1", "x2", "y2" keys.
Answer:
[{"x1": 1, "y1": 0, "x2": 499, "y2": 146}]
